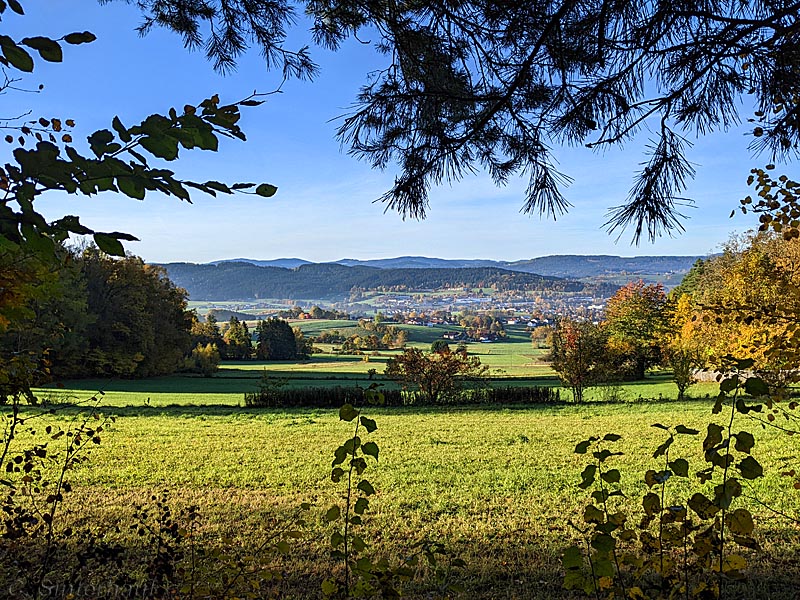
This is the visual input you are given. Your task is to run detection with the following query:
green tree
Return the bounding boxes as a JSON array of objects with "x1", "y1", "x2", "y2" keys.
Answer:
[
  {"x1": 0, "y1": 1, "x2": 277, "y2": 401},
  {"x1": 430, "y1": 339, "x2": 450, "y2": 354},
  {"x1": 549, "y1": 319, "x2": 608, "y2": 403},
  {"x1": 78, "y1": 248, "x2": 193, "y2": 378},
  {"x1": 223, "y1": 317, "x2": 252, "y2": 360},
  {"x1": 255, "y1": 318, "x2": 298, "y2": 360},
  {"x1": 190, "y1": 312, "x2": 226, "y2": 355},
  {"x1": 293, "y1": 326, "x2": 312, "y2": 359},
  {"x1": 384, "y1": 347, "x2": 488, "y2": 404},
  {"x1": 603, "y1": 281, "x2": 668, "y2": 380}
]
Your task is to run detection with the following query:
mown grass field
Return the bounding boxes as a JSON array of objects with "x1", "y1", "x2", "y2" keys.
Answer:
[
  {"x1": 24, "y1": 328, "x2": 797, "y2": 597},
  {"x1": 16, "y1": 399, "x2": 800, "y2": 598}
]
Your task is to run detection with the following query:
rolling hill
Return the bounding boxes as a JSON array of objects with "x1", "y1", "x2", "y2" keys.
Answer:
[{"x1": 161, "y1": 262, "x2": 612, "y2": 301}]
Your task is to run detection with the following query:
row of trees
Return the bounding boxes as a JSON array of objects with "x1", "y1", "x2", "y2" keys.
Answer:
[
  {"x1": 551, "y1": 226, "x2": 800, "y2": 401},
  {"x1": 190, "y1": 315, "x2": 312, "y2": 364},
  {"x1": 316, "y1": 317, "x2": 409, "y2": 355}
]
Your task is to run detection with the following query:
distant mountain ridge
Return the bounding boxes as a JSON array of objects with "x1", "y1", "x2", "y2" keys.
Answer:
[
  {"x1": 161, "y1": 262, "x2": 612, "y2": 301},
  {"x1": 212, "y1": 254, "x2": 704, "y2": 278}
]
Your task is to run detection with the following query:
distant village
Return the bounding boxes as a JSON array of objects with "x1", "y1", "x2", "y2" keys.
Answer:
[{"x1": 198, "y1": 288, "x2": 610, "y2": 343}]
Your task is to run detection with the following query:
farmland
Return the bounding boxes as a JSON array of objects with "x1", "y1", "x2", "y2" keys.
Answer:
[
  {"x1": 25, "y1": 322, "x2": 799, "y2": 598},
  {"x1": 18, "y1": 397, "x2": 800, "y2": 598}
]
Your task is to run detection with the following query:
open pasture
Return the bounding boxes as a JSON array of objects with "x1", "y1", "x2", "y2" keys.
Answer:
[{"x1": 21, "y1": 399, "x2": 800, "y2": 598}]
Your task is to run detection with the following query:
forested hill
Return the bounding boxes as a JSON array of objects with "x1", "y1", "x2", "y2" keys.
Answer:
[
  {"x1": 214, "y1": 255, "x2": 703, "y2": 275},
  {"x1": 504, "y1": 255, "x2": 703, "y2": 278},
  {"x1": 161, "y1": 262, "x2": 610, "y2": 301}
]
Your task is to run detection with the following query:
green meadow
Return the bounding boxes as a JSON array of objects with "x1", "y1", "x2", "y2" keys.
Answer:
[
  {"x1": 21, "y1": 399, "x2": 800, "y2": 598},
  {"x1": 28, "y1": 332, "x2": 798, "y2": 598}
]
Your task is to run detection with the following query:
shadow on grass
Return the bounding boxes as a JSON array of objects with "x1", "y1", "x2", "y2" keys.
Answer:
[
  {"x1": 4, "y1": 524, "x2": 797, "y2": 600},
  {"x1": 14, "y1": 395, "x2": 724, "y2": 419}
]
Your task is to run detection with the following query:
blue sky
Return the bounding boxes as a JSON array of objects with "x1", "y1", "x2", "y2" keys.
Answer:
[{"x1": 4, "y1": 1, "x2": 766, "y2": 263}]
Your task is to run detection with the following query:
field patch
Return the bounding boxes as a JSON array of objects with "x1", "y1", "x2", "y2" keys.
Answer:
[{"x1": 14, "y1": 400, "x2": 800, "y2": 598}]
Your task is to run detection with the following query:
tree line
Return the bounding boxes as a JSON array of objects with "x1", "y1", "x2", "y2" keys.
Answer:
[
  {"x1": 188, "y1": 314, "x2": 312, "y2": 376},
  {"x1": 0, "y1": 243, "x2": 317, "y2": 389},
  {"x1": 550, "y1": 228, "x2": 800, "y2": 401}
]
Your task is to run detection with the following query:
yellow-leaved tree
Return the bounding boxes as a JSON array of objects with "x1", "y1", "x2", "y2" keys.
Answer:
[{"x1": 661, "y1": 293, "x2": 705, "y2": 400}]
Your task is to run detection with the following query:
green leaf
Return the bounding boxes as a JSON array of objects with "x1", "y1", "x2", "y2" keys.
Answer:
[
  {"x1": 600, "y1": 469, "x2": 620, "y2": 484},
  {"x1": 574, "y1": 439, "x2": 592, "y2": 454},
  {"x1": 353, "y1": 497, "x2": 369, "y2": 515},
  {"x1": 644, "y1": 469, "x2": 658, "y2": 488},
  {"x1": 52, "y1": 215, "x2": 92, "y2": 235},
  {"x1": 642, "y1": 492, "x2": 661, "y2": 516},
  {"x1": 88, "y1": 129, "x2": 114, "y2": 157},
  {"x1": 321, "y1": 579, "x2": 338, "y2": 596},
  {"x1": 654, "y1": 470, "x2": 672, "y2": 484},
  {"x1": 602, "y1": 433, "x2": 621, "y2": 442},
  {"x1": 744, "y1": 377, "x2": 769, "y2": 397},
  {"x1": 63, "y1": 31, "x2": 96, "y2": 45},
  {"x1": 255, "y1": 183, "x2": 278, "y2": 197},
  {"x1": 117, "y1": 176, "x2": 145, "y2": 200},
  {"x1": 720, "y1": 377, "x2": 739, "y2": 393},
  {"x1": 330, "y1": 467, "x2": 344, "y2": 482},
  {"x1": 675, "y1": 425, "x2": 699, "y2": 435},
  {"x1": 703, "y1": 423, "x2": 724, "y2": 451},
  {"x1": 562, "y1": 545, "x2": 583, "y2": 570},
  {"x1": 591, "y1": 533, "x2": 616, "y2": 553},
  {"x1": 362, "y1": 441, "x2": 379, "y2": 461},
  {"x1": 111, "y1": 116, "x2": 132, "y2": 143},
  {"x1": 734, "y1": 431, "x2": 755, "y2": 454},
  {"x1": 332, "y1": 446, "x2": 347, "y2": 467},
  {"x1": 593, "y1": 448, "x2": 614, "y2": 462},
  {"x1": 357, "y1": 480, "x2": 375, "y2": 496},
  {"x1": 93, "y1": 233, "x2": 125, "y2": 256},
  {"x1": 668, "y1": 458, "x2": 689, "y2": 477},
  {"x1": 733, "y1": 534, "x2": 760, "y2": 550},
  {"x1": 652, "y1": 436, "x2": 673, "y2": 459},
  {"x1": 563, "y1": 569, "x2": 588, "y2": 591},
  {"x1": 738, "y1": 456, "x2": 763, "y2": 480},
  {"x1": 360, "y1": 416, "x2": 377, "y2": 433},
  {"x1": 339, "y1": 403, "x2": 359, "y2": 422},
  {"x1": 203, "y1": 180, "x2": 232, "y2": 194},
  {"x1": 20, "y1": 37, "x2": 62, "y2": 62},
  {"x1": 7, "y1": 0, "x2": 23, "y2": 15},
  {"x1": 2, "y1": 42, "x2": 33, "y2": 72},
  {"x1": 324, "y1": 505, "x2": 340, "y2": 522},
  {"x1": 583, "y1": 504, "x2": 604, "y2": 524},
  {"x1": 578, "y1": 464, "x2": 596, "y2": 489},
  {"x1": 721, "y1": 554, "x2": 747, "y2": 573},
  {"x1": 713, "y1": 478, "x2": 742, "y2": 509},
  {"x1": 140, "y1": 135, "x2": 179, "y2": 161},
  {"x1": 735, "y1": 398, "x2": 763, "y2": 414}
]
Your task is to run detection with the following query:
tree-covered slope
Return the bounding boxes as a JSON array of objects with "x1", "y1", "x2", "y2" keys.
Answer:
[{"x1": 161, "y1": 262, "x2": 608, "y2": 301}]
